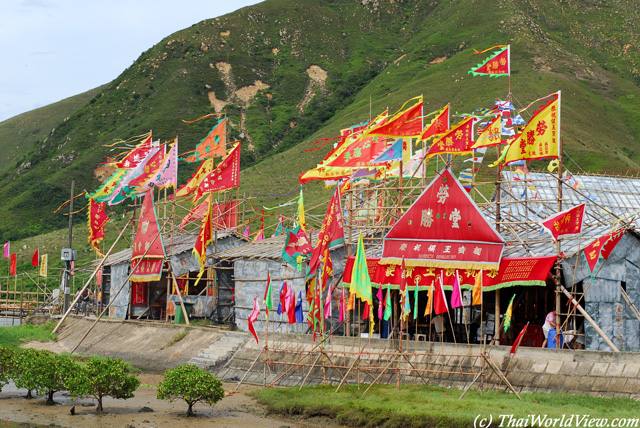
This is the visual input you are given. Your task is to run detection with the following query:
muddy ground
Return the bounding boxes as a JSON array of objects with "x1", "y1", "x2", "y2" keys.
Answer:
[
  {"x1": 0, "y1": 373, "x2": 340, "y2": 428},
  {"x1": 0, "y1": 341, "x2": 343, "y2": 428}
]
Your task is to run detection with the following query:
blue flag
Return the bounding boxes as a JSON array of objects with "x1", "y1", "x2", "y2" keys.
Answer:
[
  {"x1": 295, "y1": 291, "x2": 304, "y2": 323},
  {"x1": 276, "y1": 282, "x2": 287, "y2": 315},
  {"x1": 372, "y1": 139, "x2": 403, "y2": 163}
]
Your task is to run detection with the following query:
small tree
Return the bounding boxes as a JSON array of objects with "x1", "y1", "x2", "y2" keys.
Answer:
[
  {"x1": 0, "y1": 346, "x2": 16, "y2": 391},
  {"x1": 68, "y1": 356, "x2": 140, "y2": 414},
  {"x1": 13, "y1": 349, "x2": 78, "y2": 404},
  {"x1": 157, "y1": 364, "x2": 225, "y2": 417}
]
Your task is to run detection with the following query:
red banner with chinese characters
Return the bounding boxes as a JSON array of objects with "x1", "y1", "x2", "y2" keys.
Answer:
[
  {"x1": 382, "y1": 168, "x2": 504, "y2": 270},
  {"x1": 421, "y1": 104, "x2": 450, "y2": 141},
  {"x1": 131, "y1": 190, "x2": 165, "y2": 282},
  {"x1": 179, "y1": 197, "x2": 238, "y2": 232},
  {"x1": 368, "y1": 98, "x2": 423, "y2": 137},
  {"x1": 426, "y1": 117, "x2": 477, "y2": 159},
  {"x1": 131, "y1": 282, "x2": 148, "y2": 305},
  {"x1": 342, "y1": 255, "x2": 557, "y2": 291},
  {"x1": 541, "y1": 204, "x2": 585, "y2": 242},
  {"x1": 88, "y1": 199, "x2": 110, "y2": 256},
  {"x1": 195, "y1": 142, "x2": 241, "y2": 201},
  {"x1": 584, "y1": 229, "x2": 626, "y2": 274},
  {"x1": 114, "y1": 134, "x2": 154, "y2": 168},
  {"x1": 324, "y1": 134, "x2": 390, "y2": 168},
  {"x1": 307, "y1": 188, "x2": 345, "y2": 274}
]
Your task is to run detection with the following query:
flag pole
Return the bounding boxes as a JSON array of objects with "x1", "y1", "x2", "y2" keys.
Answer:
[{"x1": 555, "y1": 90, "x2": 563, "y2": 339}]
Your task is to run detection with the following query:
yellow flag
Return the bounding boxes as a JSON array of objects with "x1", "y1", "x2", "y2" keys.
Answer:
[
  {"x1": 424, "y1": 283, "x2": 434, "y2": 316},
  {"x1": 472, "y1": 270, "x2": 483, "y2": 306},
  {"x1": 503, "y1": 92, "x2": 560, "y2": 165},
  {"x1": 471, "y1": 115, "x2": 502, "y2": 150},
  {"x1": 547, "y1": 159, "x2": 559, "y2": 173},
  {"x1": 39, "y1": 254, "x2": 48, "y2": 277}
]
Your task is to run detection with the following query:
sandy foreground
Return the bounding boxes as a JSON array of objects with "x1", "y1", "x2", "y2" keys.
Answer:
[{"x1": 0, "y1": 342, "x2": 342, "y2": 428}]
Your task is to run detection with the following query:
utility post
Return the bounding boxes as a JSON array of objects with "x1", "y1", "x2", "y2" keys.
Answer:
[{"x1": 62, "y1": 179, "x2": 75, "y2": 314}]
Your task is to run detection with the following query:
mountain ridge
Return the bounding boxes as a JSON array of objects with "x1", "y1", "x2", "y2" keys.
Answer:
[{"x1": 1, "y1": 0, "x2": 640, "y2": 247}]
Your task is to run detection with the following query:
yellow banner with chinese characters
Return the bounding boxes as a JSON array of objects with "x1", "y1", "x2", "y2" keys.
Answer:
[
  {"x1": 39, "y1": 254, "x2": 48, "y2": 277},
  {"x1": 503, "y1": 92, "x2": 560, "y2": 165}
]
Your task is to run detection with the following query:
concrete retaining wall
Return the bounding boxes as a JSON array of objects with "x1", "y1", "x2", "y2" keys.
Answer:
[{"x1": 214, "y1": 332, "x2": 640, "y2": 398}]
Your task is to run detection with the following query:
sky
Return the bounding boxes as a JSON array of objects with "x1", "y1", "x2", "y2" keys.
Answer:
[{"x1": 0, "y1": 0, "x2": 264, "y2": 122}]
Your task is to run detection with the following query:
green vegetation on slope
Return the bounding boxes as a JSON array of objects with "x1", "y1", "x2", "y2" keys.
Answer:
[
  {"x1": 0, "y1": 323, "x2": 57, "y2": 350},
  {"x1": 1, "y1": 0, "x2": 640, "y2": 247}
]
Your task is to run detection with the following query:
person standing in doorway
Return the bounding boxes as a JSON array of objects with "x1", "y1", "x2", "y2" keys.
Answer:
[{"x1": 542, "y1": 310, "x2": 558, "y2": 347}]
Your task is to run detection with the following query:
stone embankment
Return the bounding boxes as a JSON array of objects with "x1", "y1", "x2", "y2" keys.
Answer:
[{"x1": 54, "y1": 317, "x2": 640, "y2": 397}]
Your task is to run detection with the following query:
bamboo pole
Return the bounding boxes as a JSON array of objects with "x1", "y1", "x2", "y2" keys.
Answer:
[
  {"x1": 559, "y1": 286, "x2": 619, "y2": 352},
  {"x1": 52, "y1": 219, "x2": 132, "y2": 334},
  {"x1": 70, "y1": 231, "x2": 162, "y2": 353}
]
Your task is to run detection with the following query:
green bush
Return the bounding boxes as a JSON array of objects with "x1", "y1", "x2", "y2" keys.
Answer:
[
  {"x1": 67, "y1": 356, "x2": 140, "y2": 414},
  {"x1": 0, "y1": 346, "x2": 16, "y2": 390},
  {"x1": 13, "y1": 348, "x2": 79, "y2": 404},
  {"x1": 157, "y1": 364, "x2": 225, "y2": 417}
]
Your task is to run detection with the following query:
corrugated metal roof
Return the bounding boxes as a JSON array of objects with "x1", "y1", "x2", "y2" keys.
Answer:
[
  {"x1": 97, "y1": 230, "x2": 236, "y2": 266},
  {"x1": 214, "y1": 229, "x2": 380, "y2": 261},
  {"x1": 483, "y1": 171, "x2": 640, "y2": 258}
]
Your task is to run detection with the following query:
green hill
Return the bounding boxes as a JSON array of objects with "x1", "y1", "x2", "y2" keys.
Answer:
[{"x1": 1, "y1": 0, "x2": 640, "y2": 249}]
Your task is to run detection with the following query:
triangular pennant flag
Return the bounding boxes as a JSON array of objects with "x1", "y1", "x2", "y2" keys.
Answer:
[
  {"x1": 424, "y1": 283, "x2": 434, "y2": 316},
  {"x1": 368, "y1": 97, "x2": 423, "y2": 137},
  {"x1": 131, "y1": 189, "x2": 165, "y2": 282},
  {"x1": 421, "y1": 104, "x2": 450, "y2": 141},
  {"x1": 468, "y1": 45, "x2": 510, "y2": 77},
  {"x1": 263, "y1": 271, "x2": 273, "y2": 316},
  {"x1": 503, "y1": 294, "x2": 516, "y2": 332},
  {"x1": 450, "y1": 271, "x2": 463, "y2": 309},
  {"x1": 426, "y1": 116, "x2": 477, "y2": 159},
  {"x1": 31, "y1": 249, "x2": 39, "y2": 267},
  {"x1": 248, "y1": 297, "x2": 260, "y2": 344},
  {"x1": 384, "y1": 289, "x2": 392, "y2": 321},
  {"x1": 433, "y1": 272, "x2": 449, "y2": 315},
  {"x1": 277, "y1": 281, "x2": 287, "y2": 315},
  {"x1": 182, "y1": 117, "x2": 227, "y2": 162}
]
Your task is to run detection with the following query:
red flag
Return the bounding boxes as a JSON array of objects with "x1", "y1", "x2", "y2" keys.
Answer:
[
  {"x1": 10, "y1": 254, "x2": 17, "y2": 276},
  {"x1": 31, "y1": 249, "x2": 39, "y2": 267},
  {"x1": 421, "y1": 104, "x2": 450, "y2": 141},
  {"x1": 469, "y1": 45, "x2": 510, "y2": 77},
  {"x1": 307, "y1": 188, "x2": 345, "y2": 274},
  {"x1": 426, "y1": 116, "x2": 477, "y2": 159},
  {"x1": 584, "y1": 229, "x2": 626, "y2": 275},
  {"x1": 114, "y1": 134, "x2": 153, "y2": 168},
  {"x1": 368, "y1": 98, "x2": 423, "y2": 137},
  {"x1": 286, "y1": 285, "x2": 297, "y2": 325},
  {"x1": 434, "y1": 272, "x2": 449, "y2": 315},
  {"x1": 248, "y1": 297, "x2": 260, "y2": 344},
  {"x1": 88, "y1": 199, "x2": 110, "y2": 256},
  {"x1": 131, "y1": 189, "x2": 165, "y2": 282},
  {"x1": 541, "y1": 204, "x2": 585, "y2": 242},
  {"x1": 510, "y1": 323, "x2": 529, "y2": 355},
  {"x1": 194, "y1": 143, "x2": 241, "y2": 201}
]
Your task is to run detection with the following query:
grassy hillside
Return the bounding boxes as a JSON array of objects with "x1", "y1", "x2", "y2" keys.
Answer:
[
  {"x1": 1, "y1": 0, "x2": 640, "y2": 254},
  {"x1": 0, "y1": 86, "x2": 104, "y2": 170}
]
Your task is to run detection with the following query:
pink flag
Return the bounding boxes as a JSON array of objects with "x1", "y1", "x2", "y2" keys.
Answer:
[
  {"x1": 286, "y1": 285, "x2": 297, "y2": 325},
  {"x1": 451, "y1": 270, "x2": 463, "y2": 309},
  {"x1": 324, "y1": 287, "x2": 332, "y2": 319},
  {"x1": 243, "y1": 225, "x2": 250, "y2": 238},
  {"x1": 3, "y1": 241, "x2": 9, "y2": 258},
  {"x1": 377, "y1": 286, "x2": 383, "y2": 319},
  {"x1": 339, "y1": 288, "x2": 345, "y2": 323},
  {"x1": 141, "y1": 138, "x2": 178, "y2": 191},
  {"x1": 248, "y1": 297, "x2": 260, "y2": 344}
]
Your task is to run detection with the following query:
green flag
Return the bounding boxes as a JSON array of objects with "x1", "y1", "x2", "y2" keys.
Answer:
[
  {"x1": 383, "y1": 289, "x2": 392, "y2": 321},
  {"x1": 350, "y1": 233, "x2": 374, "y2": 331},
  {"x1": 263, "y1": 271, "x2": 273, "y2": 315},
  {"x1": 503, "y1": 294, "x2": 516, "y2": 333},
  {"x1": 413, "y1": 288, "x2": 419, "y2": 320}
]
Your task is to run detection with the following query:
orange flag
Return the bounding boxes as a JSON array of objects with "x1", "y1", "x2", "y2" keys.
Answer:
[
  {"x1": 472, "y1": 270, "x2": 483, "y2": 306},
  {"x1": 182, "y1": 118, "x2": 227, "y2": 162}
]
